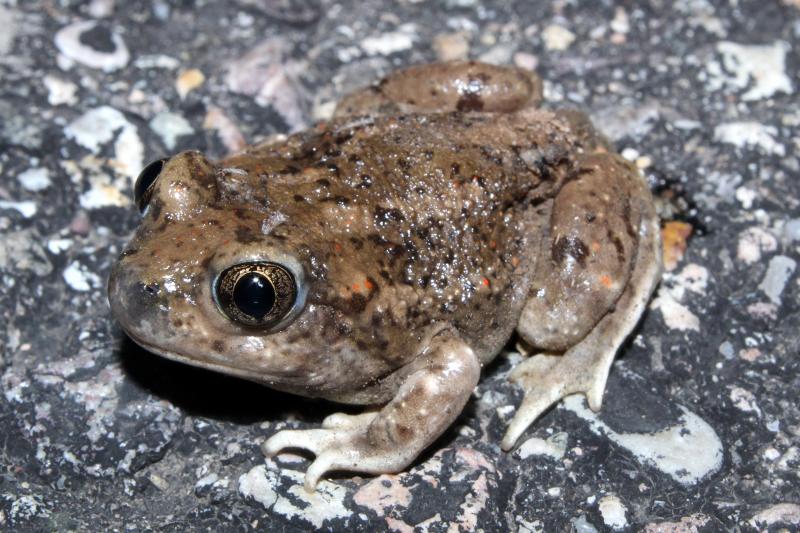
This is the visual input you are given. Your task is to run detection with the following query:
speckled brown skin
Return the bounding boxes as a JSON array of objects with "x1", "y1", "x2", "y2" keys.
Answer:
[{"x1": 108, "y1": 61, "x2": 661, "y2": 489}]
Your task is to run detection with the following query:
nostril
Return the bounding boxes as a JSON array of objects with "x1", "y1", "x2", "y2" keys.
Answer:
[{"x1": 139, "y1": 282, "x2": 160, "y2": 296}]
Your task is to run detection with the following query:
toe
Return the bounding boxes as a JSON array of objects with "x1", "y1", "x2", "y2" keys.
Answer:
[
  {"x1": 262, "y1": 428, "x2": 333, "y2": 457},
  {"x1": 304, "y1": 451, "x2": 356, "y2": 492}
]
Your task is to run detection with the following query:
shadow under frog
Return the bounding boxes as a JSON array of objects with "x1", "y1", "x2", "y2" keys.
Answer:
[{"x1": 108, "y1": 61, "x2": 662, "y2": 490}]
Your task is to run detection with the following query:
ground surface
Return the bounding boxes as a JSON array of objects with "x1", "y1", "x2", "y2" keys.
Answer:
[{"x1": 1, "y1": 1, "x2": 799, "y2": 531}]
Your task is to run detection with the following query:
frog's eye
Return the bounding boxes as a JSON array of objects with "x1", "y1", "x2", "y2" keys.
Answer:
[
  {"x1": 215, "y1": 262, "x2": 298, "y2": 329},
  {"x1": 134, "y1": 158, "x2": 168, "y2": 213}
]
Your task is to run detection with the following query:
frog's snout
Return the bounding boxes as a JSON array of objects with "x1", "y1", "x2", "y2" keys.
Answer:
[{"x1": 107, "y1": 262, "x2": 170, "y2": 338}]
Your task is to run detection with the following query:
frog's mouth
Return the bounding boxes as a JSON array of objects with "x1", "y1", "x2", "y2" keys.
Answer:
[
  {"x1": 121, "y1": 327, "x2": 309, "y2": 388},
  {"x1": 126, "y1": 330, "x2": 251, "y2": 380}
]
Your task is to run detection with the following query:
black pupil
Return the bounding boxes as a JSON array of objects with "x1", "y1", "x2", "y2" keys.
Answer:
[
  {"x1": 134, "y1": 159, "x2": 165, "y2": 211},
  {"x1": 233, "y1": 273, "x2": 275, "y2": 320}
]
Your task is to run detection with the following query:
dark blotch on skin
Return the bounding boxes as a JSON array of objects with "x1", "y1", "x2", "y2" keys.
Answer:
[
  {"x1": 358, "y1": 175, "x2": 373, "y2": 189},
  {"x1": 235, "y1": 226, "x2": 260, "y2": 244},
  {"x1": 212, "y1": 340, "x2": 225, "y2": 352},
  {"x1": 608, "y1": 229, "x2": 626, "y2": 264},
  {"x1": 147, "y1": 197, "x2": 163, "y2": 220},
  {"x1": 374, "y1": 206, "x2": 405, "y2": 227},
  {"x1": 552, "y1": 235, "x2": 589, "y2": 267},
  {"x1": 280, "y1": 164, "x2": 302, "y2": 174},
  {"x1": 293, "y1": 194, "x2": 306, "y2": 203},
  {"x1": 349, "y1": 293, "x2": 367, "y2": 313},
  {"x1": 456, "y1": 93, "x2": 484, "y2": 112},
  {"x1": 366, "y1": 276, "x2": 379, "y2": 293},
  {"x1": 120, "y1": 248, "x2": 138, "y2": 257}
]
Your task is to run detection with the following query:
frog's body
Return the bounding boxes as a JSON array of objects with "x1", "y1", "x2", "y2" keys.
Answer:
[{"x1": 108, "y1": 61, "x2": 661, "y2": 490}]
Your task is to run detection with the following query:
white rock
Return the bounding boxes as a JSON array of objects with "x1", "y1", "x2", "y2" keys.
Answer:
[
  {"x1": 749, "y1": 503, "x2": 800, "y2": 528},
  {"x1": 729, "y1": 386, "x2": 761, "y2": 416},
  {"x1": 515, "y1": 432, "x2": 568, "y2": 460},
  {"x1": 598, "y1": 495, "x2": 628, "y2": 531},
  {"x1": 149, "y1": 112, "x2": 194, "y2": 150},
  {"x1": 610, "y1": 8, "x2": 630, "y2": 34},
  {"x1": 361, "y1": 28, "x2": 416, "y2": 55},
  {"x1": 705, "y1": 41, "x2": 792, "y2": 101},
  {"x1": 133, "y1": 54, "x2": 180, "y2": 69},
  {"x1": 0, "y1": 200, "x2": 37, "y2": 218},
  {"x1": 43, "y1": 75, "x2": 78, "y2": 106},
  {"x1": 79, "y1": 178, "x2": 129, "y2": 209},
  {"x1": 239, "y1": 462, "x2": 349, "y2": 529},
  {"x1": 713, "y1": 121, "x2": 785, "y2": 156},
  {"x1": 63, "y1": 261, "x2": 102, "y2": 292},
  {"x1": 736, "y1": 227, "x2": 777, "y2": 264},
  {"x1": 651, "y1": 288, "x2": 700, "y2": 331},
  {"x1": 735, "y1": 186, "x2": 757, "y2": 209},
  {"x1": 758, "y1": 255, "x2": 796, "y2": 304},
  {"x1": 65, "y1": 106, "x2": 143, "y2": 177},
  {"x1": 18, "y1": 167, "x2": 51, "y2": 192},
  {"x1": 563, "y1": 395, "x2": 724, "y2": 485},
  {"x1": 542, "y1": 24, "x2": 575, "y2": 51},
  {"x1": 54, "y1": 20, "x2": 129, "y2": 72},
  {"x1": 47, "y1": 238, "x2": 73, "y2": 254}
]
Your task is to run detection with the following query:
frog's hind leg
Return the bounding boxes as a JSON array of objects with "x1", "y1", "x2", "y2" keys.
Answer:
[
  {"x1": 503, "y1": 153, "x2": 661, "y2": 450},
  {"x1": 334, "y1": 61, "x2": 543, "y2": 117}
]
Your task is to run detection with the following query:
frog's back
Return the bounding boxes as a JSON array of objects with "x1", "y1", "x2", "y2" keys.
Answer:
[{"x1": 222, "y1": 110, "x2": 580, "y2": 360}]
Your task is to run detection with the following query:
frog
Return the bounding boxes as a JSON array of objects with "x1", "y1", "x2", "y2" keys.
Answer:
[{"x1": 107, "y1": 61, "x2": 662, "y2": 491}]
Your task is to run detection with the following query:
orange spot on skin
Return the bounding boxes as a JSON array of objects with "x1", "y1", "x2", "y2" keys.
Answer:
[
  {"x1": 364, "y1": 278, "x2": 374, "y2": 291},
  {"x1": 482, "y1": 277, "x2": 490, "y2": 287},
  {"x1": 510, "y1": 257, "x2": 520, "y2": 267},
  {"x1": 489, "y1": 240, "x2": 497, "y2": 249},
  {"x1": 591, "y1": 241, "x2": 601, "y2": 253},
  {"x1": 599, "y1": 274, "x2": 614, "y2": 288},
  {"x1": 334, "y1": 243, "x2": 343, "y2": 253},
  {"x1": 351, "y1": 283, "x2": 360, "y2": 292}
]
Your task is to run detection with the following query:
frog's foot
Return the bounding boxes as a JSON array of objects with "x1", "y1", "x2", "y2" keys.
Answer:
[
  {"x1": 263, "y1": 412, "x2": 405, "y2": 491},
  {"x1": 263, "y1": 331, "x2": 481, "y2": 491},
  {"x1": 502, "y1": 346, "x2": 611, "y2": 451},
  {"x1": 503, "y1": 252, "x2": 661, "y2": 450}
]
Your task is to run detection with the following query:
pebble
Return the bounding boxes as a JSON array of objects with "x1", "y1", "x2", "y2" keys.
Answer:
[
  {"x1": 714, "y1": 122, "x2": 785, "y2": 156},
  {"x1": 541, "y1": 24, "x2": 575, "y2": 51},
  {"x1": 149, "y1": 112, "x2": 194, "y2": 150},
  {"x1": 515, "y1": 432, "x2": 568, "y2": 460},
  {"x1": 705, "y1": 41, "x2": 793, "y2": 101},
  {"x1": 43, "y1": 75, "x2": 79, "y2": 106},
  {"x1": 433, "y1": 32, "x2": 470, "y2": 61},
  {"x1": 176, "y1": 68, "x2": 205, "y2": 99},
  {"x1": 0, "y1": 200, "x2": 37, "y2": 218},
  {"x1": 54, "y1": 20, "x2": 129, "y2": 71},
  {"x1": 65, "y1": 106, "x2": 143, "y2": 176},
  {"x1": 63, "y1": 261, "x2": 102, "y2": 292},
  {"x1": 598, "y1": 495, "x2": 628, "y2": 531},
  {"x1": 361, "y1": 27, "x2": 416, "y2": 56},
  {"x1": 758, "y1": 255, "x2": 797, "y2": 304},
  {"x1": 17, "y1": 168, "x2": 51, "y2": 192}
]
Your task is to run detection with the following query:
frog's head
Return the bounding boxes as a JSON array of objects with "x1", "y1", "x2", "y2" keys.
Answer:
[{"x1": 108, "y1": 151, "x2": 389, "y2": 391}]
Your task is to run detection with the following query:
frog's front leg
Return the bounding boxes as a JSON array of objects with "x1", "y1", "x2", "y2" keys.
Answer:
[{"x1": 263, "y1": 330, "x2": 480, "y2": 490}]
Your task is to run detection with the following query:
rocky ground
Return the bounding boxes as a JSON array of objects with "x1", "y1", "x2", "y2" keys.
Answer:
[{"x1": 1, "y1": 0, "x2": 799, "y2": 531}]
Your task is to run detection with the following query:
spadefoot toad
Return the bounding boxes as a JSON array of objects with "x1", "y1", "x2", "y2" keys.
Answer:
[{"x1": 108, "y1": 61, "x2": 661, "y2": 490}]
